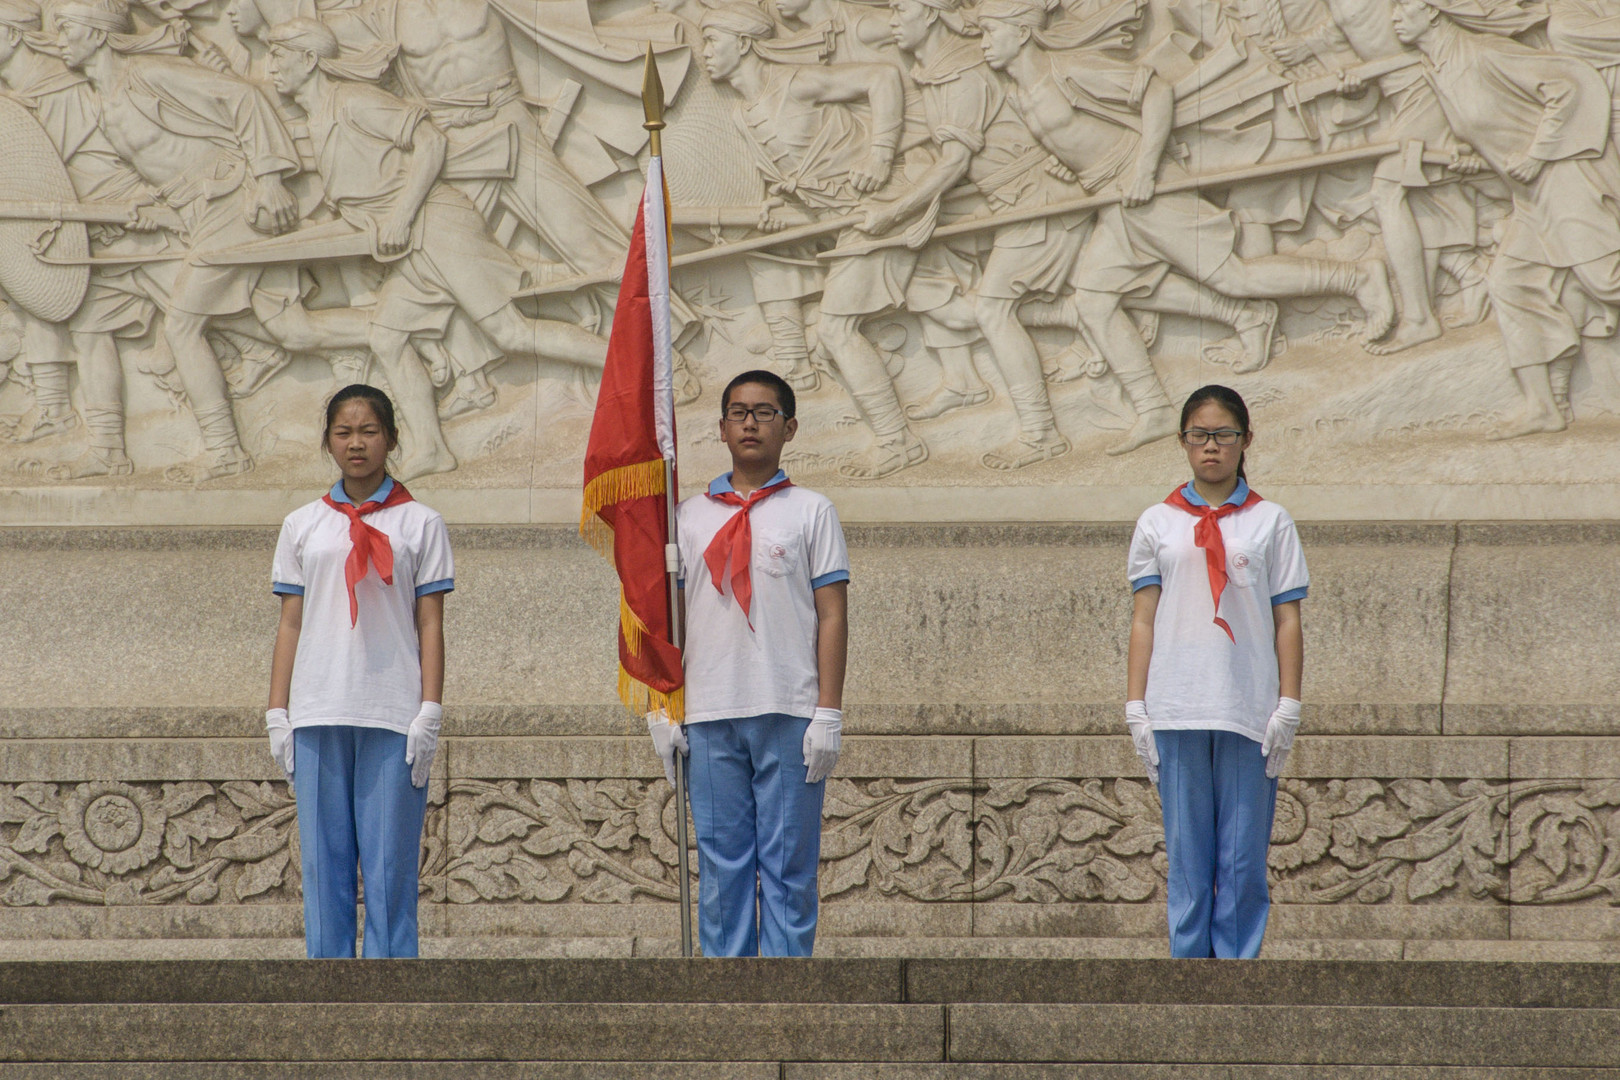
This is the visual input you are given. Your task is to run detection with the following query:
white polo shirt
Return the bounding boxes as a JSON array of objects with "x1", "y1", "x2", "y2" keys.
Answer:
[
  {"x1": 271, "y1": 477, "x2": 455, "y2": 733},
  {"x1": 1127, "y1": 480, "x2": 1308, "y2": 741},
  {"x1": 676, "y1": 471, "x2": 850, "y2": 725}
]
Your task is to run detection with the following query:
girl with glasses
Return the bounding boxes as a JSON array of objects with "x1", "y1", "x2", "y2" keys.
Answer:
[{"x1": 1124, "y1": 384, "x2": 1308, "y2": 958}]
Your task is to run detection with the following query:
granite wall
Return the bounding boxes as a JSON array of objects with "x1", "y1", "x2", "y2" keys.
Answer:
[{"x1": 1, "y1": 522, "x2": 1615, "y2": 960}]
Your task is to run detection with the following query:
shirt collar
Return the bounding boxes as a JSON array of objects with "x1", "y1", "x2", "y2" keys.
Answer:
[
  {"x1": 328, "y1": 475, "x2": 394, "y2": 506},
  {"x1": 1179, "y1": 478, "x2": 1249, "y2": 508},
  {"x1": 709, "y1": 469, "x2": 788, "y2": 496}
]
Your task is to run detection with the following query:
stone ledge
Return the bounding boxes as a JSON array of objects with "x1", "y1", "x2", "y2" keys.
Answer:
[
  {"x1": 1443, "y1": 705, "x2": 1620, "y2": 737},
  {"x1": 0, "y1": 702, "x2": 1464, "y2": 739},
  {"x1": 9, "y1": 999, "x2": 1615, "y2": 1067},
  {"x1": 1455, "y1": 522, "x2": 1620, "y2": 545},
  {"x1": 0, "y1": 521, "x2": 1469, "y2": 552},
  {"x1": 5, "y1": 935, "x2": 1614, "y2": 963},
  {"x1": 0, "y1": 1068, "x2": 781, "y2": 1080},
  {"x1": 0, "y1": 958, "x2": 905, "y2": 1005},
  {"x1": 945, "y1": 1003, "x2": 1620, "y2": 1067},
  {"x1": 1, "y1": 1067, "x2": 1617, "y2": 1080},
  {"x1": 1510, "y1": 738, "x2": 1620, "y2": 778},
  {"x1": 0, "y1": 1003, "x2": 946, "y2": 1063},
  {"x1": 791, "y1": 1068, "x2": 1617, "y2": 1080},
  {"x1": 905, "y1": 958, "x2": 1620, "y2": 1007},
  {"x1": 3, "y1": 957, "x2": 1616, "y2": 1008},
  {"x1": 1287, "y1": 737, "x2": 1509, "y2": 778},
  {"x1": 16, "y1": 701, "x2": 1620, "y2": 738}
]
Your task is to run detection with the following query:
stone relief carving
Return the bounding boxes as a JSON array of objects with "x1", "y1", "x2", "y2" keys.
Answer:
[
  {"x1": 5, "y1": 776, "x2": 1617, "y2": 909},
  {"x1": 0, "y1": 780, "x2": 299, "y2": 906},
  {"x1": 0, "y1": 0, "x2": 1618, "y2": 502}
]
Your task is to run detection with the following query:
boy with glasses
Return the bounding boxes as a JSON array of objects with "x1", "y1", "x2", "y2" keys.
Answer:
[{"x1": 649, "y1": 369, "x2": 850, "y2": 956}]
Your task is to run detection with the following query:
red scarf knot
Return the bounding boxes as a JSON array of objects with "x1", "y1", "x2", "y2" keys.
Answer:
[
  {"x1": 321, "y1": 480, "x2": 415, "y2": 627},
  {"x1": 1164, "y1": 484, "x2": 1262, "y2": 642},
  {"x1": 702, "y1": 476, "x2": 793, "y2": 625}
]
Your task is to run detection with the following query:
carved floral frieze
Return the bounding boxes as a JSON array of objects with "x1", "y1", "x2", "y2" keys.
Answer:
[{"x1": 4, "y1": 775, "x2": 1616, "y2": 910}]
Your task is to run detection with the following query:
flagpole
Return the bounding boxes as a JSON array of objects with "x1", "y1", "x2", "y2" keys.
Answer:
[{"x1": 642, "y1": 46, "x2": 694, "y2": 959}]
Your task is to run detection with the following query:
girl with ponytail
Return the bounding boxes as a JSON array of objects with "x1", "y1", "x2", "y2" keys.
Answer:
[
  {"x1": 1123, "y1": 385, "x2": 1307, "y2": 958},
  {"x1": 266, "y1": 384, "x2": 455, "y2": 958}
]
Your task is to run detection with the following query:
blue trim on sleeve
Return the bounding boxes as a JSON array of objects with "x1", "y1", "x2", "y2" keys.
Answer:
[
  {"x1": 677, "y1": 578, "x2": 686, "y2": 590},
  {"x1": 1271, "y1": 586, "x2": 1308, "y2": 605},
  {"x1": 272, "y1": 583, "x2": 305, "y2": 596},
  {"x1": 1131, "y1": 574, "x2": 1162, "y2": 592},
  {"x1": 811, "y1": 569, "x2": 850, "y2": 589},
  {"x1": 415, "y1": 578, "x2": 454, "y2": 597}
]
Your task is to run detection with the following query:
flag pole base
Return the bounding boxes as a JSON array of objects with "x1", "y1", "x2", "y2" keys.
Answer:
[{"x1": 674, "y1": 750, "x2": 694, "y2": 957}]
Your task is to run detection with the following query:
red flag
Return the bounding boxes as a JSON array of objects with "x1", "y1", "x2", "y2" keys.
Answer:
[{"x1": 581, "y1": 159, "x2": 684, "y2": 720}]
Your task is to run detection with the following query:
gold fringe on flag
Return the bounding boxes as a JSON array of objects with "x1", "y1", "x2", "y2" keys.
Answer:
[
  {"x1": 619, "y1": 586, "x2": 652, "y2": 657},
  {"x1": 620, "y1": 665, "x2": 685, "y2": 723},
  {"x1": 579, "y1": 458, "x2": 668, "y2": 557}
]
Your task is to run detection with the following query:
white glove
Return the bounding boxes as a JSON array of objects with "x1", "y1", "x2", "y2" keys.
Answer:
[
  {"x1": 405, "y1": 701, "x2": 443, "y2": 789},
  {"x1": 265, "y1": 708, "x2": 293, "y2": 780},
  {"x1": 647, "y1": 711, "x2": 689, "y2": 787},
  {"x1": 803, "y1": 707, "x2": 842, "y2": 784},
  {"x1": 1261, "y1": 696, "x2": 1301, "y2": 779},
  {"x1": 1125, "y1": 700, "x2": 1159, "y2": 784}
]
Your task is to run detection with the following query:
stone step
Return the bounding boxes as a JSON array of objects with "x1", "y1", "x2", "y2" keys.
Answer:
[
  {"x1": 1, "y1": 1000, "x2": 1616, "y2": 1067},
  {"x1": 0, "y1": 1071, "x2": 1616, "y2": 1080},
  {"x1": 5, "y1": 957, "x2": 1617, "y2": 1007},
  {"x1": 4, "y1": 935, "x2": 1619, "y2": 964},
  {"x1": 0, "y1": 960, "x2": 1615, "y2": 1070}
]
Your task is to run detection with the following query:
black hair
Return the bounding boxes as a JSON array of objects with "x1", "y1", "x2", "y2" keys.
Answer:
[
  {"x1": 721, "y1": 369, "x2": 796, "y2": 419},
  {"x1": 323, "y1": 383, "x2": 399, "y2": 449},
  {"x1": 1179, "y1": 384, "x2": 1250, "y2": 480}
]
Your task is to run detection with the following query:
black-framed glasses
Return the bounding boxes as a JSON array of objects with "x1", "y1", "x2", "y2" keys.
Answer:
[
  {"x1": 723, "y1": 405, "x2": 782, "y2": 424},
  {"x1": 1181, "y1": 428, "x2": 1243, "y2": 446}
]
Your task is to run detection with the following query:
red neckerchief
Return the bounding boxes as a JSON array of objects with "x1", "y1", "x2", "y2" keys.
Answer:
[
  {"x1": 702, "y1": 476, "x2": 794, "y2": 625},
  {"x1": 321, "y1": 480, "x2": 414, "y2": 627},
  {"x1": 1164, "y1": 483, "x2": 1262, "y2": 642}
]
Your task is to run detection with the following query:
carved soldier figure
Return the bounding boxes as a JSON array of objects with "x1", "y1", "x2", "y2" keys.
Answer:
[
  {"x1": 1318, "y1": 0, "x2": 1491, "y2": 354},
  {"x1": 339, "y1": 0, "x2": 656, "y2": 416},
  {"x1": 56, "y1": 0, "x2": 370, "y2": 482},
  {"x1": 979, "y1": 0, "x2": 1395, "y2": 454},
  {"x1": 1547, "y1": 0, "x2": 1620, "y2": 148},
  {"x1": 1173, "y1": 0, "x2": 1372, "y2": 260},
  {"x1": 0, "y1": 0, "x2": 167, "y2": 479},
  {"x1": 0, "y1": 0, "x2": 84, "y2": 450},
  {"x1": 703, "y1": 2, "x2": 954, "y2": 479},
  {"x1": 613, "y1": 0, "x2": 826, "y2": 394},
  {"x1": 1393, "y1": 0, "x2": 1620, "y2": 436},
  {"x1": 768, "y1": 0, "x2": 986, "y2": 412},
  {"x1": 882, "y1": 0, "x2": 1287, "y2": 464},
  {"x1": 773, "y1": 0, "x2": 911, "y2": 72},
  {"x1": 266, "y1": 17, "x2": 621, "y2": 479},
  {"x1": 224, "y1": 0, "x2": 310, "y2": 78}
]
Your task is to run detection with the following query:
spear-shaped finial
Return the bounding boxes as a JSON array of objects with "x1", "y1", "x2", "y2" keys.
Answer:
[{"x1": 642, "y1": 44, "x2": 665, "y2": 158}]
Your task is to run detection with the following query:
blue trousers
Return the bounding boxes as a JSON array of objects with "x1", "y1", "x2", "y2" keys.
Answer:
[
  {"x1": 1155, "y1": 728, "x2": 1279, "y2": 959},
  {"x1": 686, "y1": 714, "x2": 824, "y2": 957},
  {"x1": 292, "y1": 725, "x2": 428, "y2": 958}
]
